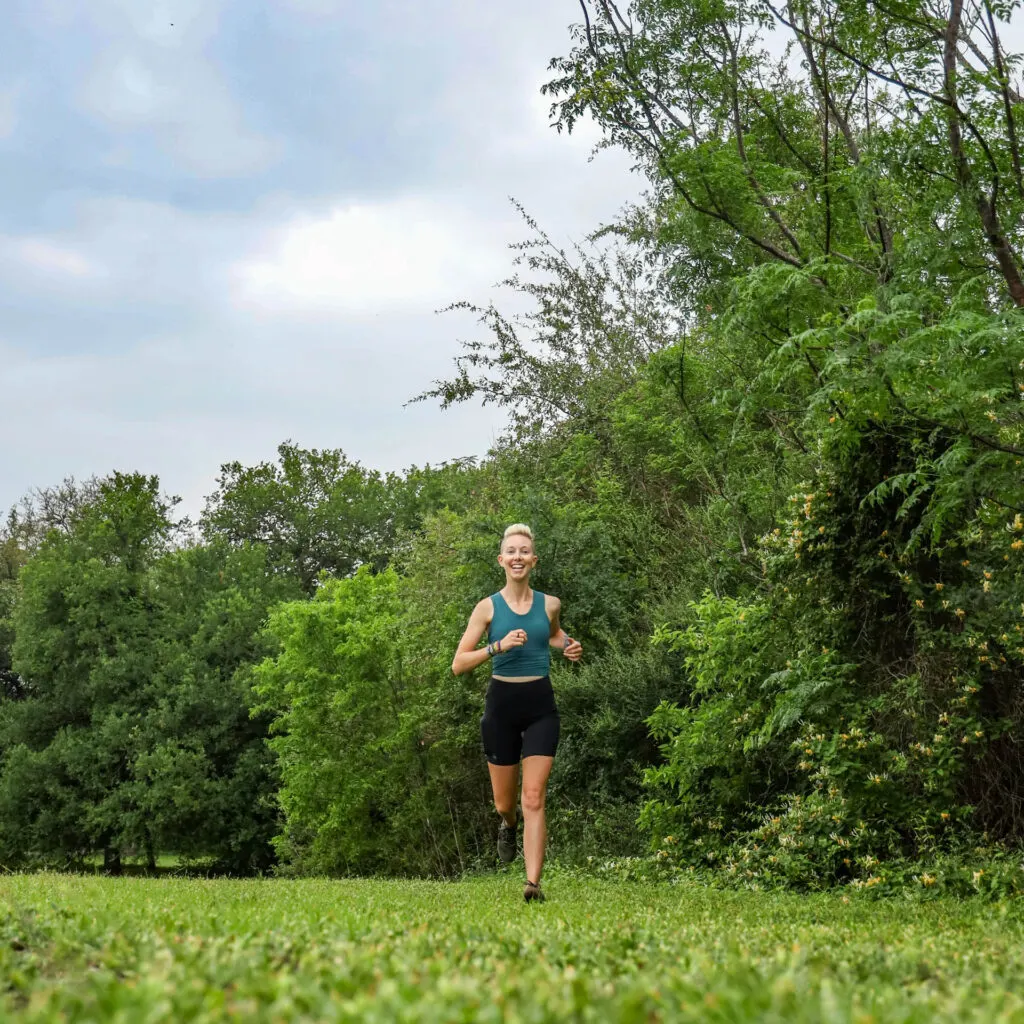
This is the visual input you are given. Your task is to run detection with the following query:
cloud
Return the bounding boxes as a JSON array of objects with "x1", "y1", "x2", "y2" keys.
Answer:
[
  {"x1": 232, "y1": 199, "x2": 508, "y2": 315},
  {"x1": 11, "y1": 239, "x2": 100, "y2": 279},
  {"x1": 76, "y1": 0, "x2": 278, "y2": 177},
  {"x1": 0, "y1": 0, "x2": 641, "y2": 517}
]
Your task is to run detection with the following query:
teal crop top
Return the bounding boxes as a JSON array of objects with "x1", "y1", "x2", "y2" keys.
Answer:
[{"x1": 489, "y1": 590, "x2": 551, "y2": 678}]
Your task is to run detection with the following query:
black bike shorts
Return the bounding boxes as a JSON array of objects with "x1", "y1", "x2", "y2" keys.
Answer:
[{"x1": 480, "y1": 676, "x2": 560, "y2": 766}]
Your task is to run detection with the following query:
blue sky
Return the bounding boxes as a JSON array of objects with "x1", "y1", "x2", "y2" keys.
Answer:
[{"x1": 0, "y1": 0, "x2": 639, "y2": 514}]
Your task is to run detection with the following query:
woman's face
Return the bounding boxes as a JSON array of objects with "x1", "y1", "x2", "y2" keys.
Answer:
[{"x1": 498, "y1": 534, "x2": 537, "y2": 581}]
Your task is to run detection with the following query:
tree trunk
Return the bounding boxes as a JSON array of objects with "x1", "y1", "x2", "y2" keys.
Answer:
[{"x1": 103, "y1": 846, "x2": 122, "y2": 876}]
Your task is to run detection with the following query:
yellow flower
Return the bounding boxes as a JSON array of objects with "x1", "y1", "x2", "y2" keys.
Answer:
[
  {"x1": 935, "y1": 583, "x2": 944, "y2": 591},
  {"x1": 1012, "y1": 540, "x2": 1024, "y2": 551},
  {"x1": 915, "y1": 599, "x2": 925, "y2": 609},
  {"x1": 955, "y1": 608, "x2": 966, "y2": 618},
  {"x1": 940, "y1": 812, "x2": 950, "y2": 820},
  {"x1": 920, "y1": 873, "x2": 936, "y2": 886},
  {"x1": 984, "y1": 570, "x2": 993, "y2": 580}
]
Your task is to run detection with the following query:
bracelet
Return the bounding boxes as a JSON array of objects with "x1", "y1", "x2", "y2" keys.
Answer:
[
  {"x1": 486, "y1": 643, "x2": 494, "y2": 657},
  {"x1": 563, "y1": 635, "x2": 572, "y2": 650}
]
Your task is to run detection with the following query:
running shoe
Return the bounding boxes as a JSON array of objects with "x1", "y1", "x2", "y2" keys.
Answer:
[
  {"x1": 497, "y1": 818, "x2": 518, "y2": 863},
  {"x1": 523, "y1": 880, "x2": 545, "y2": 903}
]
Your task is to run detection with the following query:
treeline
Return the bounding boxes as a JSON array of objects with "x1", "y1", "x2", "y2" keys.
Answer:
[
  {"x1": 2, "y1": 0, "x2": 1024, "y2": 888},
  {"x1": 0, "y1": 437, "x2": 671, "y2": 875}
]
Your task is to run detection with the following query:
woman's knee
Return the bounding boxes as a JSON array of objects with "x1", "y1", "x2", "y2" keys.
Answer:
[
  {"x1": 493, "y1": 793, "x2": 517, "y2": 817},
  {"x1": 521, "y1": 786, "x2": 546, "y2": 815}
]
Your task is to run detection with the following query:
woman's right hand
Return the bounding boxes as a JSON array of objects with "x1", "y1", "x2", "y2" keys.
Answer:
[{"x1": 499, "y1": 628, "x2": 528, "y2": 651}]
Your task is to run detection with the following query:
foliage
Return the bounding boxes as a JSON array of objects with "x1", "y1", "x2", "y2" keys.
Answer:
[
  {"x1": 0, "y1": 475, "x2": 296, "y2": 872},
  {"x1": 202, "y1": 443, "x2": 482, "y2": 594},
  {"x1": 253, "y1": 568, "x2": 425, "y2": 874}
]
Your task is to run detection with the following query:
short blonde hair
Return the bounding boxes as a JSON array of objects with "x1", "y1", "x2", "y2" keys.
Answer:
[{"x1": 502, "y1": 523, "x2": 534, "y2": 546}]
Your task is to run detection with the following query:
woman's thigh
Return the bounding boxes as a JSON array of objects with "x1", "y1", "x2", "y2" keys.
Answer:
[
  {"x1": 521, "y1": 709, "x2": 560, "y2": 760},
  {"x1": 487, "y1": 762, "x2": 520, "y2": 809}
]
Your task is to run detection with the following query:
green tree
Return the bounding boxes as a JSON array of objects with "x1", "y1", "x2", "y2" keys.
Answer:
[
  {"x1": 202, "y1": 443, "x2": 400, "y2": 592},
  {"x1": 253, "y1": 568, "x2": 435, "y2": 874},
  {"x1": 0, "y1": 475, "x2": 296, "y2": 872},
  {"x1": 1, "y1": 474, "x2": 174, "y2": 870}
]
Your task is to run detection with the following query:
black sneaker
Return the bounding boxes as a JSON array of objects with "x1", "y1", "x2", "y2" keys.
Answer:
[
  {"x1": 497, "y1": 818, "x2": 518, "y2": 863},
  {"x1": 523, "y1": 880, "x2": 545, "y2": 903}
]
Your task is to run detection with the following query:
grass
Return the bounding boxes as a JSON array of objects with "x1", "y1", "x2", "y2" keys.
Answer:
[{"x1": 2, "y1": 870, "x2": 1024, "y2": 1022}]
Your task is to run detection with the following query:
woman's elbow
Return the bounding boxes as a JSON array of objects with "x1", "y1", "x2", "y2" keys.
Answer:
[{"x1": 451, "y1": 657, "x2": 463, "y2": 676}]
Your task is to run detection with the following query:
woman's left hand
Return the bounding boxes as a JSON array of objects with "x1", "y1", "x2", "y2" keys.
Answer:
[{"x1": 563, "y1": 637, "x2": 583, "y2": 662}]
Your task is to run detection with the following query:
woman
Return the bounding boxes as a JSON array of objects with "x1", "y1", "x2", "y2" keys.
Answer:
[{"x1": 451, "y1": 523, "x2": 583, "y2": 902}]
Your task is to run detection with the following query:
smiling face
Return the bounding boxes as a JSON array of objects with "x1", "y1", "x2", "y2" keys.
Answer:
[{"x1": 498, "y1": 533, "x2": 537, "y2": 582}]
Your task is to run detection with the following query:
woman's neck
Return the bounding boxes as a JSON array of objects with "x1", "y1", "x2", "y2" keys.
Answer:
[{"x1": 502, "y1": 578, "x2": 532, "y2": 603}]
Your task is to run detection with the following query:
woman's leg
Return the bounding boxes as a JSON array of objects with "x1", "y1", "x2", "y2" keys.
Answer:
[
  {"x1": 487, "y1": 762, "x2": 519, "y2": 825},
  {"x1": 520, "y1": 754, "x2": 554, "y2": 884}
]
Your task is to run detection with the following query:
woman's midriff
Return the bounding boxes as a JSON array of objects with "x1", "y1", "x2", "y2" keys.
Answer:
[{"x1": 492, "y1": 674, "x2": 546, "y2": 683}]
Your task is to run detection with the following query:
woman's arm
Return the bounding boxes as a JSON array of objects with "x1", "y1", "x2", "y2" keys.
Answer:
[
  {"x1": 452, "y1": 599, "x2": 493, "y2": 675},
  {"x1": 452, "y1": 598, "x2": 531, "y2": 675},
  {"x1": 546, "y1": 595, "x2": 583, "y2": 663}
]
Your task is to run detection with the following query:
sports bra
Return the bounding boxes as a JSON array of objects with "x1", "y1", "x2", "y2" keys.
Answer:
[{"x1": 488, "y1": 590, "x2": 551, "y2": 678}]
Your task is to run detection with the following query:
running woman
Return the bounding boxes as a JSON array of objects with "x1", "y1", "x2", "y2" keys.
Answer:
[{"x1": 451, "y1": 523, "x2": 583, "y2": 902}]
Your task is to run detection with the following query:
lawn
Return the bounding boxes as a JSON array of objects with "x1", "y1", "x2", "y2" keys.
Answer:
[{"x1": 2, "y1": 870, "x2": 1024, "y2": 1022}]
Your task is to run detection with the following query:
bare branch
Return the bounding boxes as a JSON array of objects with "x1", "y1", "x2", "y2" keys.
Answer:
[{"x1": 983, "y1": 0, "x2": 1024, "y2": 199}]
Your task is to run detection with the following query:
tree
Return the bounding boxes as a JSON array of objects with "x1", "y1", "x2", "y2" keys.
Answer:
[
  {"x1": 202, "y1": 443, "x2": 397, "y2": 593},
  {"x1": 0, "y1": 474, "x2": 296, "y2": 872},
  {"x1": 1, "y1": 474, "x2": 174, "y2": 870}
]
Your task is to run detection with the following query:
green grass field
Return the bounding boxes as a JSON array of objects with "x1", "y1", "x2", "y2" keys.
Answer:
[{"x1": 2, "y1": 871, "x2": 1024, "y2": 1022}]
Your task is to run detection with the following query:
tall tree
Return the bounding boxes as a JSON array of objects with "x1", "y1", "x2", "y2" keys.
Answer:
[
  {"x1": 1, "y1": 474, "x2": 173, "y2": 870},
  {"x1": 202, "y1": 443, "x2": 398, "y2": 593}
]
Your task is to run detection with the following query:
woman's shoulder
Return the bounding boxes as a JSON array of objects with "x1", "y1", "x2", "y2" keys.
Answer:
[
  {"x1": 473, "y1": 595, "x2": 497, "y2": 619},
  {"x1": 542, "y1": 593, "x2": 561, "y2": 615}
]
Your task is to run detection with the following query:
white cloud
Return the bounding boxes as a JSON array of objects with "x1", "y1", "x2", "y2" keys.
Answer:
[
  {"x1": 0, "y1": 235, "x2": 104, "y2": 287},
  {"x1": 0, "y1": 1, "x2": 642, "y2": 516},
  {"x1": 232, "y1": 199, "x2": 508, "y2": 315},
  {"x1": 77, "y1": 0, "x2": 277, "y2": 176},
  {"x1": 15, "y1": 239, "x2": 100, "y2": 279}
]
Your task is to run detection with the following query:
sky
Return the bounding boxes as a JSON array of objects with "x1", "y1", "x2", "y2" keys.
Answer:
[{"x1": 0, "y1": 0, "x2": 640, "y2": 515}]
